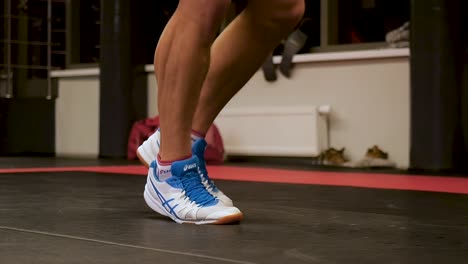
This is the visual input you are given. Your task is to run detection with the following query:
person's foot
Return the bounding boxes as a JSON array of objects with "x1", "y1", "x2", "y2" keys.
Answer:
[
  {"x1": 137, "y1": 129, "x2": 234, "y2": 206},
  {"x1": 143, "y1": 155, "x2": 243, "y2": 225}
]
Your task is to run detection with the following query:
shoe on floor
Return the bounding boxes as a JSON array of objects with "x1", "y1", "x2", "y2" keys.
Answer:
[{"x1": 143, "y1": 155, "x2": 243, "y2": 225}]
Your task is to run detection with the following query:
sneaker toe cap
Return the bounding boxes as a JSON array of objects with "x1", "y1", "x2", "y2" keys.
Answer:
[
  {"x1": 203, "y1": 206, "x2": 241, "y2": 220},
  {"x1": 218, "y1": 194, "x2": 233, "y2": 206}
]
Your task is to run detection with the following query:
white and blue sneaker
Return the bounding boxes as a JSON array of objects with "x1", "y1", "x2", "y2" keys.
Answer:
[
  {"x1": 143, "y1": 156, "x2": 243, "y2": 224},
  {"x1": 137, "y1": 129, "x2": 234, "y2": 206}
]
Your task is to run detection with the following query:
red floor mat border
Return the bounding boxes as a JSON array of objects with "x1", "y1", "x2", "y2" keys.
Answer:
[{"x1": 1, "y1": 165, "x2": 467, "y2": 194}]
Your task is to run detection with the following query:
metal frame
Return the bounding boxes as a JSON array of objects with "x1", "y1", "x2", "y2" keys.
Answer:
[
  {"x1": 320, "y1": 0, "x2": 339, "y2": 47},
  {"x1": 319, "y1": 0, "x2": 408, "y2": 51},
  {"x1": 6, "y1": 0, "x2": 12, "y2": 98},
  {"x1": 65, "y1": 0, "x2": 100, "y2": 69},
  {"x1": 47, "y1": 0, "x2": 52, "y2": 99},
  {"x1": 1, "y1": 0, "x2": 54, "y2": 99}
]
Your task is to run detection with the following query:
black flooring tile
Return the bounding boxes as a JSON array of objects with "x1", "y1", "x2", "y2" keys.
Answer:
[
  {"x1": 0, "y1": 171, "x2": 467, "y2": 264},
  {"x1": 0, "y1": 229, "x2": 227, "y2": 264}
]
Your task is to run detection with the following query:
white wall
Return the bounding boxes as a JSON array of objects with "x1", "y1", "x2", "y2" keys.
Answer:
[
  {"x1": 55, "y1": 77, "x2": 100, "y2": 157},
  {"x1": 54, "y1": 50, "x2": 410, "y2": 168},
  {"x1": 219, "y1": 57, "x2": 410, "y2": 168},
  {"x1": 147, "y1": 73, "x2": 158, "y2": 117}
]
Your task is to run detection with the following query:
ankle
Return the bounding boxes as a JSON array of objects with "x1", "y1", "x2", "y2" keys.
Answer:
[
  {"x1": 191, "y1": 129, "x2": 205, "y2": 143},
  {"x1": 157, "y1": 154, "x2": 192, "y2": 165}
]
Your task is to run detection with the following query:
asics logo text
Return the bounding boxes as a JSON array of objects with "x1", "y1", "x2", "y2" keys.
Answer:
[{"x1": 184, "y1": 164, "x2": 197, "y2": 171}]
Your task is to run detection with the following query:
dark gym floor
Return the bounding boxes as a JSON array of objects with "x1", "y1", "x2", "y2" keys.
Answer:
[{"x1": 0, "y1": 158, "x2": 467, "y2": 264}]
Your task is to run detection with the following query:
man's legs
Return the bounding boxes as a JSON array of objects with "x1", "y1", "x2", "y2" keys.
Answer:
[
  {"x1": 142, "y1": 0, "x2": 305, "y2": 224},
  {"x1": 139, "y1": 0, "x2": 304, "y2": 163},
  {"x1": 144, "y1": 0, "x2": 242, "y2": 225}
]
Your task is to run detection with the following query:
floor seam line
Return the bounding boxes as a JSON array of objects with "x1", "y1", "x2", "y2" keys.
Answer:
[{"x1": 0, "y1": 226, "x2": 256, "y2": 264}]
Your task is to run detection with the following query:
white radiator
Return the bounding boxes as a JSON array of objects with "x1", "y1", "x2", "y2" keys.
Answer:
[{"x1": 214, "y1": 106, "x2": 331, "y2": 157}]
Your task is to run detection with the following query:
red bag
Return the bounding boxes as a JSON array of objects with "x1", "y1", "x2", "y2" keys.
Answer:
[
  {"x1": 203, "y1": 124, "x2": 225, "y2": 165},
  {"x1": 127, "y1": 116, "x2": 225, "y2": 164},
  {"x1": 127, "y1": 116, "x2": 160, "y2": 161}
]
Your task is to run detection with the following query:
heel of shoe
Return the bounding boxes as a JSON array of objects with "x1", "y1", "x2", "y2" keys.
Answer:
[{"x1": 137, "y1": 145, "x2": 152, "y2": 167}]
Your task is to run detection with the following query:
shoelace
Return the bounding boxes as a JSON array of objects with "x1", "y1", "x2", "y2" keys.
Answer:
[
  {"x1": 198, "y1": 163, "x2": 219, "y2": 192},
  {"x1": 180, "y1": 171, "x2": 216, "y2": 207}
]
